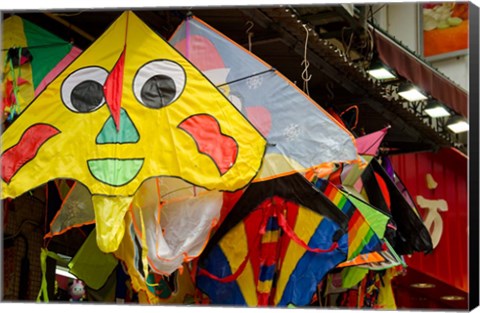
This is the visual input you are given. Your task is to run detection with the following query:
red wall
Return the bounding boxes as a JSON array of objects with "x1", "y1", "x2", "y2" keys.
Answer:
[{"x1": 390, "y1": 148, "x2": 468, "y2": 292}]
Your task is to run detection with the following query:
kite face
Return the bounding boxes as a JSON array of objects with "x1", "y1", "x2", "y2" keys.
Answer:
[{"x1": 1, "y1": 12, "x2": 266, "y2": 199}]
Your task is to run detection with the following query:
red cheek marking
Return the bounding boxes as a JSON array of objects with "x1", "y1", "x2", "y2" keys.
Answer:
[
  {"x1": 1, "y1": 124, "x2": 60, "y2": 183},
  {"x1": 178, "y1": 114, "x2": 238, "y2": 175}
]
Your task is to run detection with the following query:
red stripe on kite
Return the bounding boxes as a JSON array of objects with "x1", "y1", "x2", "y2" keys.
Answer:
[
  {"x1": 1, "y1": 124, "x2": 60, "y2": 183},
  {"x1": 103, "y1": 48, "x2": 126, "y2": 131},
  {"x1": 374, "y1": 172, "x2": 391, "y2": 209},
  {"x1": 179, "y1": 114, "x2": 238, "y2": 175}
]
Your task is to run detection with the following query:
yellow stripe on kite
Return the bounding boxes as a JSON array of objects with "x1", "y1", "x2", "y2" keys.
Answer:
[
  {"x1": 273, "y1": 206, "x2": 323, "y2": 305},
  {"x1": 257, "y1": 279, "x2": 274, "y2": 293},
  {"x1": 219, "y1": 222, "x2": 258, "y2": 306},
  {"x1": 332, "y1": 189, "x2": 343, "y2": 206},
  {"x1": 348, "y1": 218, "x2": 371, "y2": 259},
  {"x1": 261, "y1": 230, "x2": 280, "y2": 244}
]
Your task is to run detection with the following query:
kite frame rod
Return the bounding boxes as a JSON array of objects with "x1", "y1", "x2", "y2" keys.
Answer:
[
  {"x1": 216, "y1": 68, "x2": 275, "y2": 88},
  {"x1": 44, "y1": 12, "x2": 95, "y2": 42}
]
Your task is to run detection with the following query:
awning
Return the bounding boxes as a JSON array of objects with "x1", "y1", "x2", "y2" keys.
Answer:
[{"x1": 374, "y1": 27, "x2": 468, "y2": 118}]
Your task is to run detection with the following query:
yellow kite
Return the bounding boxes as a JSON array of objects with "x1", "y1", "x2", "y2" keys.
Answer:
[{"x1": 1, "y1": 11, "x2": 266, "y2": 252}]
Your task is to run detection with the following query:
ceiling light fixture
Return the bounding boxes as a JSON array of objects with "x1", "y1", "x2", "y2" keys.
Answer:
[
  {"x1": 410, "y1": 283, "x2": 436, "y2": 288},
  {"x1": 441, "y1": 295, "x2": 465, "y2": 301},
  {"x1": 398, "y1": 83, "x2": 428, "y2": 102},
  {"x1": 367, "y1": 61, "x2": 397, "y2": 81},
  {"x1": 446, "y1": 115, "x2": 469, "y2": 133},
  {"x1": 424, "y1": 99, "x2": 451, "y2": 118}
]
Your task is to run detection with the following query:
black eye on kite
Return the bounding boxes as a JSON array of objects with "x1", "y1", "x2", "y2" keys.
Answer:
[
  {"x1": 61, "y1": 66, "x2": 108, "y2": 113},
  {"x1": 133, "y1": 60, "x2": 186, "y2": 109}
]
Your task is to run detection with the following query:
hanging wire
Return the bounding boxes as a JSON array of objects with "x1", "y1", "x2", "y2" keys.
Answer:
[
  {"x1": 50, "y1": 11, "x2": 86, "y2": 17},
  {"x1": 365, "y1": 27, "x2": 375, "y2": 65},
  {"x1": 245, "y1": 21, "x2": 254, "y2": 52},
  {"x1": 301, "y1": 24, "x2": 312, "y2": 96},
  {"x1": 326, "y1": 82, "x2": 335, "y2": 100},
  {"x1": 341, "y1": 27, "x2": 355, "y2": 62},
  {"x1": 363, "y1": 4, "x2": 377, "y2": 67}
]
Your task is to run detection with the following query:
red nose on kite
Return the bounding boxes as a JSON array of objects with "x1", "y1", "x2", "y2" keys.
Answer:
[{"x1": 103, "y1": 48, "x2": 126, "y2": 131}]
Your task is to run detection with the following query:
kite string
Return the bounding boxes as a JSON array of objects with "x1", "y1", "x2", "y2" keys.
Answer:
[
  {"x1": 197, "y1": 252, "x2": 250, "y2": 283},
  {"x1": 185, "y1": 17, "x2": 191, "y2": 59},
  {"x1": 301, "y1": 24, "x2": 312, "y2": 96},
  {"x1": 273, "y1": 199, "x2": 339, "y2": 253},
  {"x1": 137, "y1": 205, "x2": 151, "y2": 285},
  {"x1": 245, "y1": 21, "x2": 254, "y2": 52},
  {"x1": 8, "y1": 50, "x2": 22, "y2": 120},
  {"x1": 339, "y1": 105, "x2": 359, "y2": 130},
  {"x1": 155, "y1": 178, "x2": 162, "y2": 225}
]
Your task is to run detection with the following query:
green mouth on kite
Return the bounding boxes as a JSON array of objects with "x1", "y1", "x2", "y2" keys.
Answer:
[{"x1": 87, "y1": 158, "x2": 144, "y2": 186}]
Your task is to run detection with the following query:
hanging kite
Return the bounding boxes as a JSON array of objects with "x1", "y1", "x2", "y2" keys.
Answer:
[
  {"x1": 312, "y1": 177, "x2": 391, "y2": 265},
  {"x1": 304, "y1": 128, "x2": 405, "y2": 309},
  {"x1": 195, "y1": 173, "x2": 350, "y2": 306},
  {"x1": 44, "y1": 180, "x2": 95, "y2": 239},
  {"x1": 305, "y1": 128, "x2": 401, "y2": 261},
  {"x1": 2, "y1": 15, "x2": 78, "y2": 122},
  {"x1": 359, "y1": 158, "x2": 433, "y2": 255},
  {"x1": 319, "y1": 162, "x2": 432, "y2": 256},
  {"x1": 355, "y1": 126, "x2": 390, "y2": 156},
  {"x1": 169, "y1": 16, "x2": 361, "y2": 180},
  {"x1": 313, "y1": 177, "x2": 404, "y2": 294},
  {"x1": 1, "y1": 11, "x2": 267, "y2": 252},
  {"x1": 311, "y1": 127, "x2": 431, "y2": 255}
]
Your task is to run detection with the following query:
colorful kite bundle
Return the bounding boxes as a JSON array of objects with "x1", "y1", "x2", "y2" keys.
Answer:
[{"x1": 1, "y1": 11, "x2": 431, "y2": 308}]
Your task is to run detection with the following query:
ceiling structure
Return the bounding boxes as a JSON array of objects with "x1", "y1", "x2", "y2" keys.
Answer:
[{"x1": 2, "y1": 4, "x2": 468, "y2": 155}]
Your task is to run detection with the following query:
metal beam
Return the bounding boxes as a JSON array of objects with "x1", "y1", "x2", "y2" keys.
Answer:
[{"x1": 300, "y1": 10, "x2": 343, "y2": 25}]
